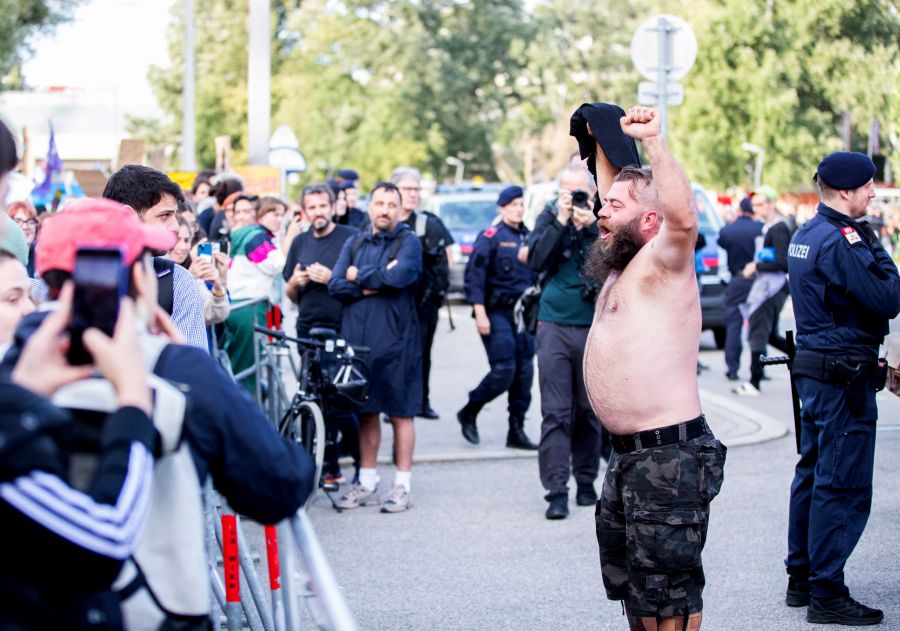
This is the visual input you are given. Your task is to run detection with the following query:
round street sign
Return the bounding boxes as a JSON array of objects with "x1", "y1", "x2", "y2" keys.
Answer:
[{"x1": 630, "y1": 15, "x2": 697, "y2": 82}]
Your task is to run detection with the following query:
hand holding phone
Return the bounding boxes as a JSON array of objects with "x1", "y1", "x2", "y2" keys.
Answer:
[
  {"x1": 68, "y1": 247, "x2": 127, "y2": 365},
  {"x1": 12, "y1": 283, "x2": 93, "y2": 396},
  {"x1": 197, "y1": 242, "x2": 213, "y2": 262}
]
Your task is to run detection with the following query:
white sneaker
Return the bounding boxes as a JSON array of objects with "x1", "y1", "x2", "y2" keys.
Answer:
[
  {"x1": 335, "y1": 483, "x2": 379, "y2": 509},
  {"x1": 380, "y1": 484, "x2": 411, "y2": 513},
  {"x1": 733, "y1": 382, "x2": 760, "y2": 397}
]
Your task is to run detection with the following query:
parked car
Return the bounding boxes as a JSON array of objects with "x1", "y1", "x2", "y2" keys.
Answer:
[
  {"x1": 693, "y1": 184, "x2": 728, "y2": 348},
  {"x1": 426, "y1": 190, "x2": 502, "y2": 293}
]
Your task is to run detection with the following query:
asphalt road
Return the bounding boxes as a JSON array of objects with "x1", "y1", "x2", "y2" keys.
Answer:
[{"x1": 288, "y1": 305, "x2": 900, "y2": 630}]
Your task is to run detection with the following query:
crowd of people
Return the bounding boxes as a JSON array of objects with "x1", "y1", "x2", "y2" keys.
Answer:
[{"x1": 1, "y1": 96, "x2": 898, "y2": 631}]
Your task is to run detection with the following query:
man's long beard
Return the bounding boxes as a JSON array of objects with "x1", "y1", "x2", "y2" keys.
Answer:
[{"x1": 584, "y1": 216, "x2": 644, "y2": 284}]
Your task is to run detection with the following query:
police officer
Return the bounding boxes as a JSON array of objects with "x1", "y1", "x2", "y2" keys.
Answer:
[
  {"x1": 717, "y1": 196, "x2": 762, "y2": 381},
  {"x1": 457, "y1": 185, "x2": 537, "y2": 450},
  {"x1": 785, "y1": 152, "x2": 900, "y2": 626}
]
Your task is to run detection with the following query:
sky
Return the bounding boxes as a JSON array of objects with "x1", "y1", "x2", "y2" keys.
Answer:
[{"x1": 22, "y1": 0, "x2": 178, "y2": 118}]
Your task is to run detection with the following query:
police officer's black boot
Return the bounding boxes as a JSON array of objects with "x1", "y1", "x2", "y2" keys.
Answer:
[
  {"x1": 785, "y1": 577, "x2": 810, "y2": 607},
  {"x1": 506, "y1": 416, "x2": 538, "y2": 450},
  {"x1": 544, "y1": 492, "x2": 568, "y2": 520},
  {"x1": 457, "y1": 402, "x2": 481, "y2": 445},
  {"x1": 807, "y1": 595, "x2": 883, "y2": 625}
]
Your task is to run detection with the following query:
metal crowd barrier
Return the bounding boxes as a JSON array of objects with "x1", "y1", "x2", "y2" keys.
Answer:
[{"x1": 206, "y1": 298, "x2": 357, "y2": 630}]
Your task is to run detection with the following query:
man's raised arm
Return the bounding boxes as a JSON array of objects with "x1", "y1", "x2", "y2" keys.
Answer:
[{"x1": 621, "y1": 107, "x2": 696, "y2": 268}]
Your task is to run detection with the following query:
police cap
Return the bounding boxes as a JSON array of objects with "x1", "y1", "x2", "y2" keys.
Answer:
[
  {"x1": 815, "y1": 152, "x2": 875, "y2": 190},
  {"x1": 497, "y1": 185, "x2": 524, "y2": 207},
  {"x1": 337, "y1": 169, "x2": 359, "y2": 181}
]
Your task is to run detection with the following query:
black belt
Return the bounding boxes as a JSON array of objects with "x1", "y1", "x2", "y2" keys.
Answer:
[
  {"x1": 792, "y1": 350, "x2": 883, "y2": 386},
  {"x1": 610, "y1": 415, "x2": 710, "y2": 454}
]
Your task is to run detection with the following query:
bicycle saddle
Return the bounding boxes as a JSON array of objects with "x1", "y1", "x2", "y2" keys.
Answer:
[{"x1": 308, "y1": 327, "x2": 338, "y2": 339}]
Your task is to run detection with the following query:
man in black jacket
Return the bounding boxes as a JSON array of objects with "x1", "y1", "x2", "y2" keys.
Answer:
[
  {"x1": 733, "y1": 186, "x2": 792, "y2": 396},
  {"x1": 717, "y1": 196, "x2": 763, "y2": 381},
  {"x1": 528, "y1": 165, "x2": 611, "y2": 519}
]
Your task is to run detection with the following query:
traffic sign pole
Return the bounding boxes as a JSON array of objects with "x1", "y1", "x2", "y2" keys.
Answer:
[{"x1": 657, "y1": 15, "x2": 669, "y2": 139}]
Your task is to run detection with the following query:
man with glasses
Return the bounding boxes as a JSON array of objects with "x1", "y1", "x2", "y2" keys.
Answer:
[
  {"x1": 390, "y1": 166, "x2": 454, "y2": 419},
  {"x1": 527, "y1": 164, "x2": 611, "y2": 519}
]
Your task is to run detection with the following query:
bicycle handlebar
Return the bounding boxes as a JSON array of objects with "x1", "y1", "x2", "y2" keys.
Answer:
[{"x1": 254, "y1": 326, "x2": 370, "y2": 354}]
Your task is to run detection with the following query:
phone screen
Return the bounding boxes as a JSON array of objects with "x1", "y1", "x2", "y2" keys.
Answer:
[
  {"x1": 197, "y1": 242, "x2": 213, "y2": 260},
  {"x1": 68, "y1": 248, "x2": 125, "y2": 365}
]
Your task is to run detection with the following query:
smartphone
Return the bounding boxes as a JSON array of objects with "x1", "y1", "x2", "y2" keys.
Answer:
[
  {"x1": 210, "y1": 241, "x2": 221, "y2": 256},
  {"x1": 197, "y1": 242, "x2": 213, "y2": 261},
  {"x1": 68, "y1": 247, "x2": 127, "y2": 365}
]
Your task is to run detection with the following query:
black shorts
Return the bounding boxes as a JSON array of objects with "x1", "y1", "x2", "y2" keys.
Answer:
[{"x1": 595, "y1": 428, "x2": 726, "y2": 618}]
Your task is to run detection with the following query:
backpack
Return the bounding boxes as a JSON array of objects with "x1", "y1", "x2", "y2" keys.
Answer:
[
  {"x1": 153, "y1": 257, "x2": 176, "y2": 316},
  {"x1": 52, "y1": 333, "x2": 210, "y2": 627}
]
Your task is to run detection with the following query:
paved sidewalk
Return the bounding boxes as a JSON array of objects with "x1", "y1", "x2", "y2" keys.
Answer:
[{"x1": 369, "y1": 306, "x2": 787, "y2": 465}]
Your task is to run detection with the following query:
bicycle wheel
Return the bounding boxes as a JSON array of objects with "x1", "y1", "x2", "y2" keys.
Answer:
[{"x1": 281, "y1": 401, "x2": 326, "y2": 508}]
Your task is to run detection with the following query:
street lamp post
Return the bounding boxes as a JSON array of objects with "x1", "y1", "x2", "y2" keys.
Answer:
[
  {"x1": 248, "y1": 0, "x2": 271, "y2": 166},
  {"x1": 741, "y1": 142, "x2": 765, "y2": 189},
  {"x1": 181, "y1": 0, "x2": 196, "y2": 171}
]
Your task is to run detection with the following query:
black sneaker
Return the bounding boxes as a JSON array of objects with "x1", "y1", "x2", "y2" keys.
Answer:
[
  {"x1": 785, "y1": 578, "x2": 810, "y2": 607},
  {"x1": 575, "y1": 483, "x2": 598, "y2": 506},
  {"x1": 545, "y1": 493, "x2": 568, "y2": 520},
  {"x1": 807, "y1": 595, "x2": 883, "y2": 625}
]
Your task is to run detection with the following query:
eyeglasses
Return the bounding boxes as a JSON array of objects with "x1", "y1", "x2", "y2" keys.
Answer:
[
  {"x1": 13, "y1": 218, "x2": 39, "y2": 229},
  {"x1": 398, "y1": 186, "x2": 421, "y2": 193}
]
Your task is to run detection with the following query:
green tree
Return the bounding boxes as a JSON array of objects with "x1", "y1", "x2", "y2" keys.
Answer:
[
  {"x1": 671, "y1": 0, "x2": 900, "y2": 191},
  {"x1": 0, "y1": 0, "x2": 86, "y2": 89},
  {"x1": 149, "y1": 0, "x2": 299, "y2": 168}
]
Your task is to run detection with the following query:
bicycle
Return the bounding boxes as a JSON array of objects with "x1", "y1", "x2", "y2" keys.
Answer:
[{"x1": 254, "y1": 326, "x2": 369, "y2": 508}]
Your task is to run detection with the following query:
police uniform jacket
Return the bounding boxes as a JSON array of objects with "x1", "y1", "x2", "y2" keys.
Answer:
[
  {"x1": 464, "y1": 221, "x2": 533, "y2": 309},
  {"x1": 788, "y1": 203, "x2": 900, "y2": 359},
  {"x1": 329, "y1": 223, "x2": 424, "y2": 416}
]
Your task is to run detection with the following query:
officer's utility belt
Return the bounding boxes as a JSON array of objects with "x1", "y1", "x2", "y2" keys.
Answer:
[
  {"x1": 792, "y1": 350, "x2": 887, "y2": 392},
  {"x1": 486, "y1": 292, "x2": 519, "y2": 311},
  {"x1": 610, "y1": 415, "x2": 710, "y2": 454}
]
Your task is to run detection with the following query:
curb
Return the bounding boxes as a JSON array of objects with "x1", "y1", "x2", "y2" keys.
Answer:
[
  {"x1": 699, "y1": 388, "x2": 788, "y2": 447},
  {"x1": 357, "y1": 390, "x2": 789, "y2": 466}
]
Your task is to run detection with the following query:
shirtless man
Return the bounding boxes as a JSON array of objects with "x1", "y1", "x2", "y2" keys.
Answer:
[{"x1": 583, "y1": 107, "x2": 727, "y2": 631}]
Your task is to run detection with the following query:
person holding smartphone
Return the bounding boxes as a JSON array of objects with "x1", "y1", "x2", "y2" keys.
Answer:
[
  {"x1": 170, "y1": 214, "x2": 230, "y2": 326},
  {"x1": 1, "y1": 285, "x2": 157, "y2": 630},
  {"x1": 2, "y1": 198, "x2": 315, "y2": 626}
]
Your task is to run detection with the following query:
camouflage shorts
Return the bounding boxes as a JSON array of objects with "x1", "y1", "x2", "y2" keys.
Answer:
[{"x1": 595, "y1": 431, "x2": 726, "y2": 619}]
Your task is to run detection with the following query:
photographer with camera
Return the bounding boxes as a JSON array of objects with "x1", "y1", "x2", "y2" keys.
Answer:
[{"x1": 528, "y1": 164, "x2": 611, "y2": 519}]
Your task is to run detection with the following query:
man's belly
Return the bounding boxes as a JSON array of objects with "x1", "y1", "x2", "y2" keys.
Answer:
[{"x1": 584, "y1": 321, "x2": 702, "y2": 435}]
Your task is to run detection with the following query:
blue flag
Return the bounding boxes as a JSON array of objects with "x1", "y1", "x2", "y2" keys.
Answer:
[{"x1": 33, "y1": 123, "x2": 62, "y2": 197}]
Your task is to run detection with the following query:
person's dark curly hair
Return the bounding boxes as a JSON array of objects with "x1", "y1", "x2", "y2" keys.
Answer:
[{"x1": 102, "y1": 164, "x2": 185, "y2": 213}]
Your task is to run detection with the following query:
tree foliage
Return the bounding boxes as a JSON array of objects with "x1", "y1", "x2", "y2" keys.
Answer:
[
  {"x1": 671, "y1": 0, "x2": 900, "y2": 191},
  {"x1": 0, "y1": 0, "x2": 85, "y2": 88},
  {"x1": 149, "y1": 0, "x2": 900, "y2": 190}
]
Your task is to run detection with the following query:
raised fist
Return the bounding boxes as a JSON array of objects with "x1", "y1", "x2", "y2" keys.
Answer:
[{"x1": 620, "y1": 107, "x2": 661, "y2": 140}]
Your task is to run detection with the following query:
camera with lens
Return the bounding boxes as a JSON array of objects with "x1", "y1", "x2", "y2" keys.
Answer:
[{"x1": 571, "y1": 190, "x2": 590, "y2": 209}]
